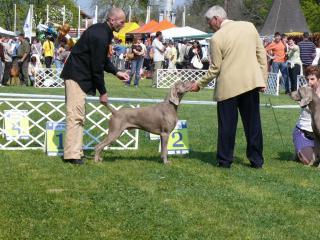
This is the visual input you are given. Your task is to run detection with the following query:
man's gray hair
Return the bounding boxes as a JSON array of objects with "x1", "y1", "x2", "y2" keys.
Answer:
[
  {"x1": 205, "y1": 5, "x2": 227, "y2": 20},
  {"x1": 106, "y1": 7, "x2": 125, "y2": 20}
]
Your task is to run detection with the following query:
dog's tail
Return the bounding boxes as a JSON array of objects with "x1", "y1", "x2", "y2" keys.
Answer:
[{"x1": 104, "y1": 103, "x2": 117, "y2": 115}]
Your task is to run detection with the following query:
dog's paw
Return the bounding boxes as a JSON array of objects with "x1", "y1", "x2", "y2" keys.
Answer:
[
  {"x1": 163, "y1": 160, "x2": 172, "y2": 165},
  {"x1": 94, "y1": 155, "x2": 103, "y2": 162}
]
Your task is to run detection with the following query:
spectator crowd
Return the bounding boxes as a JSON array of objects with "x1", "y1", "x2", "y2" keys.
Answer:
[
  {"x1": 1, "y1": 29, "x2": 319, "y2": 89},
  {"x1": 110, "y1": 31, "x2": 210, "y2": 88},
  {"x1": 264, "y1": 31, "x2": 320, "y2": 93},
  {"x1": 0, "y1": 33, "x2": 71, "y2": 87}
]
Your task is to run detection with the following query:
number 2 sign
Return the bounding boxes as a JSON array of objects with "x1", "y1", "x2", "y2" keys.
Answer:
[
  {"x1": 45, "y1": 122, "x2": 66, "y2": 156},
  {"x1": 160, "y1": 120, "x2": 190, "y2": 155}
]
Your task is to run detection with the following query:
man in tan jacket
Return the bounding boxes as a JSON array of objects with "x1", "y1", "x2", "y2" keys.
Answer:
[{"x1": 191, "y1": 5, "x2": 268, "y2": 168}]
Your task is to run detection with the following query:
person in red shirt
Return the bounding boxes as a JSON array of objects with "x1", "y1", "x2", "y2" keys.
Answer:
[{"x1": 265, "y1": 32, "x2": 290, "y2": 94}]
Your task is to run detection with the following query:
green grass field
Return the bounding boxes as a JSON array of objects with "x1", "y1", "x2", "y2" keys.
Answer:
[{"x1": 1, "y1": 75, "x2": 319, "y2": 239}]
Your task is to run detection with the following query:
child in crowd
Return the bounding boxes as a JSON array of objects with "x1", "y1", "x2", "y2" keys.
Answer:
[{"x1": 28, "y1": 56, "x2": 39, "y2": 86}]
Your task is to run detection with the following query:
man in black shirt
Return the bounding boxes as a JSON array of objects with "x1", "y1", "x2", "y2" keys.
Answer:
[{"x1": 61, "y1": 8, "x2": 129, "y2": 164}]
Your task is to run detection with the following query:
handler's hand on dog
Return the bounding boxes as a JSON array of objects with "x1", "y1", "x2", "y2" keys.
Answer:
[
  {"x1": 100, "y1": 93, "x2": 108, "y2": 105},
  {"x1": 116, "y1": 71, "x2": 130, "y2": 81},
  {"x1": 190, "y1": 82, "x2": 200, "y2": 92}
]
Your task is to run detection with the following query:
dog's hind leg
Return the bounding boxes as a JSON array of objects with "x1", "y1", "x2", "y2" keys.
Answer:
[
  {"x1": 94, "y1": 128, "x2": 124, "y2": 162},
  {"x1": 298, "y1": 148, "x2": 316, "y2": 166},
  {"x1": 160, "y1": 132, "x2": 171, "y2": 164}
]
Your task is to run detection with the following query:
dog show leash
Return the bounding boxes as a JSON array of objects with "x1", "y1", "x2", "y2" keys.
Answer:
[{"x1": 268, "y1": 97, "x2": 286, "y2": 150}]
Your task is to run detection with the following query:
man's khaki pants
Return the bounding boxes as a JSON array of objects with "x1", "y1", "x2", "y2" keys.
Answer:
[
  {"x1": 64, "y1": 79, "x2": 86, "y2": 160},
  {"x1": 152, "y1": 61, "x2": 163, "y2": 87}
]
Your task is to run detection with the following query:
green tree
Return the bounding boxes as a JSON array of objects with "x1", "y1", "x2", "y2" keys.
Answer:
[
  {"x1": 0, "y1": 0, "x2": 24, "y2": 31},
  {"x1": 0, "y1": 0, "x2": 78, "y2": 32},
  {"x1": 301, "y1": 0, "x2": 320, "y2": 32},
  {"x1": 181, "y1": 0, "x2": 320, "y2": 33},
  {"x1": 242, "y1": 0, "x2": 273, "y2": 28}
]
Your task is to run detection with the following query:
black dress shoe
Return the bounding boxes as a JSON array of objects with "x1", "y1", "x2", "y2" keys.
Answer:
[
  {"x1": 217, "y1": 163, "x2": 231, "y2": 169},
  {"x1": 63, "y1": 159, "x2": 84, "y2": 165},
  {"x1": 250, "y1": 163, "x2": 262, "y2": 169}
]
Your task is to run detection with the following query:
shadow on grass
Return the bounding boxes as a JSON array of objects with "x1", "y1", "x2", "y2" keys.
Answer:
[
  {"x1": 79, "y1": 150, "x2": 261, "y2": 167},
  {"x1": 190, "y1": 151, "x2": 263, "y2": 168},
  {"x1": 277, "y1": 151, "x2": 295, "y2": 161},
  {"x1": 189, "y1": 150, "x2": 216, "y2": 165},
  {"x1": 80, "y1": 150, "x2": 162, "y2": 163}
]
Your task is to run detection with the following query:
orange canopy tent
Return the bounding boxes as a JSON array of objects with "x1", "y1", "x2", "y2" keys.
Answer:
[
  {"x1": 147, "y1": 20, "x2": 176, "y2": 33},
  {"x1": 130, "y1": 20, "x2": 158, "y2": 34}
]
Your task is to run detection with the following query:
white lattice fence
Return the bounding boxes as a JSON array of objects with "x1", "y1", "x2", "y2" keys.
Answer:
[
  {"x1": 35, "y1": 68, "x2": 64, "y2": 88},
  {"x1": 264, "y1": 72, "x2": 280, "y2": 96},
  {"x1": 157, "y1": 69, "x2": 280, "y2": 95},
  {"x1": 297, "y1": 75, "x2": 307, "y2": 89},
  {"x1": 157, "y1": 69, "x2": 215, "y2": 88},
  {"x1": 0, "y1": 94, "x2": 139, "y2": 150}
]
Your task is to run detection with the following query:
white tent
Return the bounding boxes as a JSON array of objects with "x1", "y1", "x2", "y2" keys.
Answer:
[
  {"x1": 151, "y1": 26, "x2": 206, "y2": 39},
  {"x1": 0, "y1": 27, "x2": 16, "y2": 37}
]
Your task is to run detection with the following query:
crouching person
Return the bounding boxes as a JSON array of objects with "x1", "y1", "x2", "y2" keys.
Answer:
[
  {"x1": 28, "y1": 55, "x2": 40, "y2": 86},
  {"x1": 292, "y1": 66, "x2": 320, "y2": 165}
]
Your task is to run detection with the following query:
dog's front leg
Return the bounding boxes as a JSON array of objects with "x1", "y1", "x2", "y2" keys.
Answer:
[
  {"x1": 160, "y1": 132, "x2": 171, "y2": 164},
  {"x1": 94, "y1": 141, "x2": 105, "y2": 162}
]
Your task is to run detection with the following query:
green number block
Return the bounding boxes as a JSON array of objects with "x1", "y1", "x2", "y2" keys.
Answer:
[{"x1": 46, "y1": 122, "x2": 65, "y2": 156}]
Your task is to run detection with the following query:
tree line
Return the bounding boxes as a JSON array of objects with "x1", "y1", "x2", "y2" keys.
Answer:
[
  {"x1": 181, "y1": 0, "x2": 320, "y2": 33},
  {"x1": 0, "y1": 0, "x2": 319, "y2": 34}
]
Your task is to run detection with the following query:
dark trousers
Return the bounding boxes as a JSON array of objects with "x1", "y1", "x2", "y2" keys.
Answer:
[
  {"x1": 45, "y1": 56, "x2": 53, "y2": 68},
  {"x1": 19, "y1": 59, "x2": 29, "y2": 85},
  {"x1": 3, "y1": 61, "x2": 12, "y2": 85},
  {"x1": 128, "y1": 58, "x2": 144, "y2": 86},
  {"x1": 288, "y1": 64, "x2": 301, "y2": 92},
  {"x1": 272, "y1": 62, "x2": 290, "y2": 93},
  {"x1": 217, "y1": 88, "x2": 264, "y2": 167},
  {"x1": 302, "y1": 64, "x2": 311, "y2": 76}
]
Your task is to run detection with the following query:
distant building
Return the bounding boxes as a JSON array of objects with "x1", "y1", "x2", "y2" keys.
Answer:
[
  {"x1": 260, "y1": 0, "x2": 309, "y2": 36},
  {"x1": 149, "y1": 0, "x2": 176, "y2": 22},
  {"x1": 69, "y1": 10, "x2": 93, "y2": 38}
]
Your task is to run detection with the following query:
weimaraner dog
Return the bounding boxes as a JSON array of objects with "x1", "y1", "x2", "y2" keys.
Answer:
[
  {"x1": 94, "y1": 81, "x2": 192, "y2": 164},
  {"x1": 291, "y1": 86, "x2": 320, "y2": 165}
]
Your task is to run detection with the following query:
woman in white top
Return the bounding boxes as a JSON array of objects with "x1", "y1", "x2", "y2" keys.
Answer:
[
  {"x1": 287, "y1": 37, "x2": 302, "y2": 92},
  {"x1": 312, "y1": 41, "x2": 320, "y2": 66},
  {"x1": 292, "y1": 66, "x2": 320, "y2": 165}
]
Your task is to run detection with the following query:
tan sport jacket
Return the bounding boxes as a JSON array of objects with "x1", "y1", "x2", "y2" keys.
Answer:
[{"x1": 197, "y1": 20, "x2": 268, "y2": 102}]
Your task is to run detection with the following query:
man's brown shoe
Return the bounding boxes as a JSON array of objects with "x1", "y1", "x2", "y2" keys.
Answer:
[{"x1": 63, "y1": 159, "x2": 84, "y2": 165}]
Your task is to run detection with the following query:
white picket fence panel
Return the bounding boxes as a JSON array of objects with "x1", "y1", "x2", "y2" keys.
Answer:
[
  {"x1": 0, "y1": 94, "x2": 139, "y2": 151},
  {"x1": 157, "y1": 69, "x2": 215, "y2": 88},
  {"x1": 264, "y1": 72, "x2": 280, "y2": 96},
  {"x1": 35, "y1": 68, "x2": 64, "y2": 88},
  {"x1": 33, "y1": 67, "x2": 282, "y2": 95},
  {"x1": 157, "y1": 69, "x2": 280, "y2": 95},
  {"x1": 297, "y1": 75, "x2": 307, "y2": 89}
]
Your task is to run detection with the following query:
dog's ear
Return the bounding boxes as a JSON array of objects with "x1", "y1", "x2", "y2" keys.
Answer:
[
  {"x1": 169, "y1": 85, "x2": 180, "y2": 106},
  {"x1": 299, "y1": 87, "x2": 313, "y2": 108}
]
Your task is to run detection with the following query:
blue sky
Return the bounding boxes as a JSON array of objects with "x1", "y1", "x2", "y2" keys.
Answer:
[{"x1": 77, "y1": 0, "x2": 186, "y2": 15}]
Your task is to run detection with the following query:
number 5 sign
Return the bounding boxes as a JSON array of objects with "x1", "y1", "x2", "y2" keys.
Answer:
[
  {"x1": 161, "y1": 120, "x2": 190, "y2": 155},
  {"x1": 4, "y1": 110, "x2": 30, "y2": 140},
  {"x1": 45, "y1": 122, "x2": 65, "y2": 156}
]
